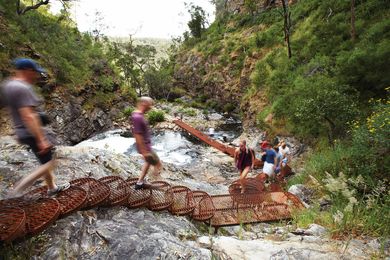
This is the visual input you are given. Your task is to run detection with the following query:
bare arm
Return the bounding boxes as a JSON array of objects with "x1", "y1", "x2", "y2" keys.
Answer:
[
  {"x1": 234, "y1": 148, "x2": 239, "y2": 165},
  {"x1": 18, "y1": 106, "x2": 50, "y2": 152},
  {"x1": 273, "y1": 154, "x2": 277, "y2": 169},
  {"x1": 251, "y1": 149, "x2": 255, "y2": 168},
  {"x1": 134, "y1": 133, "x2": 148, "y2": 157}
]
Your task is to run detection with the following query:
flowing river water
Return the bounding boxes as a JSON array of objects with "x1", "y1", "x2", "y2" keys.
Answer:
[{"x1": 76, "y1": 123, "x2": 243, "y2": 168}]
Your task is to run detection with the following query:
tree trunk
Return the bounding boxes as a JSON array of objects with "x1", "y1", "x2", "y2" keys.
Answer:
[
  {"x1": 351, "y1": 0, "x2": 356, "y2": 41},
  {"x1": 324, "y1": 116, "x2": 336, "y2": 146},
  {"x1": 281, "y1": 0, "x2": 292, "y2": 58}
]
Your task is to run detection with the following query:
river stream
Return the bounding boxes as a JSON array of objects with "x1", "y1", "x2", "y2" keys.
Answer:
[{"x1": 76, "y1": 123, "x2": 242, "y2": 167}]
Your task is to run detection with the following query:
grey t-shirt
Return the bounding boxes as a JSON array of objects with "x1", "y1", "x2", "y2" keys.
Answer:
[{"x1": 1, "y1": 79, "x2": 40, "y2": 138}]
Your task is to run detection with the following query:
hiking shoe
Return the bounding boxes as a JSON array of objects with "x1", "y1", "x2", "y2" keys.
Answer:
[
  {"x1": 134, "y1": 182, "x2": 145, "y2": 190},
  {"x1": 47, "y1": 183, "x2": 70, "y2": 197}
]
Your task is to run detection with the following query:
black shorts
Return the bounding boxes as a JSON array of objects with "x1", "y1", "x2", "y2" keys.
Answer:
[
  {"x1": 19, "y1": 137, "x2": 54, "y2": 164},
  {"x1": 145, "y1": 150, "x2": 160, "y2": 166}
]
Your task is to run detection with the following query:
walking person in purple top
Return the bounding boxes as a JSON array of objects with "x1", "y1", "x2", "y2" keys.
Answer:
[
  {"x1": 131, "y1": 97, "x2": 162, "y2": 189},
  {"x1": 234, "y1": 140, "x2": 255, "y2": 193}
]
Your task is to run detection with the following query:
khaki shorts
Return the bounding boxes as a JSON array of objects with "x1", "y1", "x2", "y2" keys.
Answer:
[{"x1": 145, "y1": 151, "x2": 160, "y2": 166}]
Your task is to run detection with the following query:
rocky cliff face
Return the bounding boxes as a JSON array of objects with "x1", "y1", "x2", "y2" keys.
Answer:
[
  {"x1": 46, "y1": 90, "x2": 129, "y2": 145},
  {"x1": 215, "y1": 0, "x2": 296, "y2": 17},
  {"x1": 174, "y1": 47, "x2": 265, "y2": 125}
]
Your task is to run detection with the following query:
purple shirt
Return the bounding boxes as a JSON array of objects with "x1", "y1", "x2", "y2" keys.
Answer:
[{"x1": 131, "y1": 111, "x2": 151, "y2": 152}]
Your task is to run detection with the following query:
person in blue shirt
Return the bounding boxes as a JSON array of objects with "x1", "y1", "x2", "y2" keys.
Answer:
[{"x1": 261, "y1": 141, "x2": 277, "y2": 179}]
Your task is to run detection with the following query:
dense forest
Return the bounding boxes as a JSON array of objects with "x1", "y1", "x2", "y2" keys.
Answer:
[{"x1": 0, "y1": 0, "x2": 389, "y2": 239}]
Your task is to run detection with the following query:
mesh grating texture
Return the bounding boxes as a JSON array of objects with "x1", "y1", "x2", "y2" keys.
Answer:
[
  {"x1": 0, "y1": 176, "x2": 304, "y2": 242},
  {"x1": 70, "y1": 178, "x2": 111, "y2": 209},
  {"x1": 0, "y1": 198, "x2": 61, "y2": 237},
  {"x1": 25, "y1": 185, "x2": 88, "y2": 217},
  {"x1": 147, "y1": 181, "x2": 173, "y2": 211},
  {"x1": 126, "y1": 178, "x2": 152, "y2": 208},
  {"x1": 169, "y1": 186, "x2": 195, "y2": 216},
  {"x1": 99, "y1": 176, "x2": 129, "y2": 206},
  {"x1": 192, "y1": 191, "x2": 215, "y2": 221},
  {"x1": 0, "y1": 206, "x2": 26, "y2": 242}
]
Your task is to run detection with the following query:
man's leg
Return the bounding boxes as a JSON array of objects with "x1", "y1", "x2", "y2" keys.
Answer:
[
  {"x1": 11, "y1": 160, "x2": 54, "y2": 195},
  {"x1": 137, "y1": 162, "x2": 151, "y2": 183},
  {"x1": 151, "y1": 160, "x2": 162, "y2": 180},
  {"x1": 42, "y1": 160, "x2": 56, "y2": 190}
]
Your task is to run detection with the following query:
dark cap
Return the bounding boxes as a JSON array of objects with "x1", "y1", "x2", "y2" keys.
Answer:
[{"x1": 13, "y1": 58, "x2": 46, "y2": 73}]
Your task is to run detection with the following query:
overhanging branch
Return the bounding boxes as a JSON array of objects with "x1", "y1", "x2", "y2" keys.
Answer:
[
  {"x1": 17, "y1": 0, "x2": 50, "y2": 15},
  {"x1": 16, "y1": 0, "x2": 71, "y2": 15}
]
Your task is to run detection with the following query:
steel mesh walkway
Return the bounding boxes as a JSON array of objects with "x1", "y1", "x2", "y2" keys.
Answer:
[
  {"x1": 0, "y1": 175, "x2": 303, "y2": 242},
  {"x1": 173, "y1": 119, "x2": 264, "y2": 168}
]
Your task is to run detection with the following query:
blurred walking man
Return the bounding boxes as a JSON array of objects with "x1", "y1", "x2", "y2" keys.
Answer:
[
  {"x1": 131, "y1": 97, "x2": 162, "y2": 189},
  {"x1": 1, "y1": 58, "x2": 69, "y2": 197}
]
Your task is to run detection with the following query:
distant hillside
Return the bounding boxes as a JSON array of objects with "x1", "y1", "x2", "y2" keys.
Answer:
[{"x1": 110, "y1": 37, "x2": 172, "y2": 60}]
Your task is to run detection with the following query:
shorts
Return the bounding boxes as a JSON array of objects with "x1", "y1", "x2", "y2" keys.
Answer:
[
  {"x1": 145, "y1": 150, "x2": 160, "y2": 166},
  {"x1": 19, "y1": 137, "x2": 54, "y2": 164},
  {"x1": 263, "y1": 162, "x2": 275, "y2": 177},
  {"x1": 282, "y1": 158, "x2": 288, "y2": 167}
]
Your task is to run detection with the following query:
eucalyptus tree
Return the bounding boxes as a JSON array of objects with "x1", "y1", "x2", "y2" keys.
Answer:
[{"x1": 16, "y1": 0, "x2": 72, "y2": 15}]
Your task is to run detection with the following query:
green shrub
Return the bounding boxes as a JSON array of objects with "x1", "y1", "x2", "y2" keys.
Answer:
[
  {"x1": 290, "y1": 96, "x2": 390, "y2": 237},
  {"x1": 83, "y1": 91, "x2": 116, "y2": 111},
  {"x1": 147, "y1": 110, "x2": 165, "y2": 125},
  {"x1": 120, "y1": 86, "x2": 138, "y2": 102},
  {"x1": 206, "y1": 99, "x2": 220, "y2": 110},
  {"x1": 179, "y1": 108, "x2": 197, "y2": 117},
  {"x1": 174, "y1": 98, "x2": 184, "y2": 104},
  {"x1": 122, "y1": 107, "x2": 135, "y2": 118},
  {"x1": 255, "y1": 106, "x2": 272, "y2": 125},
  {"x1": 169, "y1": 87, "x2": 187, "y2": 101},
  {"x1": 223, "y1": 103, "x2": 236, "y2": 113},
  {"x1": 189, "y1": 101, "x2": 205, "y2": 109}
]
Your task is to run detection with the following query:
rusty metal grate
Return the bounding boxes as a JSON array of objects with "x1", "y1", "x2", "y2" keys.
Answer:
[
  {"x1": 228, "y1": 177, "x2": 265, "y2": 195},
  {"x1": 169, "y1": 186, "x2": 195, "y2": 216},
  {"x1": 148, "y1": 181, "x2": 173, "y2": 211},
  {"x1": 0, "y1": 174, "x2": 304, "y2": 242},
  {"x1": 192, "y1": 191, "x2": 215, "y2": 221},
  {"x1": 99, "y1": 176, "x2": 129, "y2": 207},
  {"x1": 70, "y1": 178, "x2": 111, "y2": 209},
  {"x1": 24, "y1": 198, "x2": 61, "y2": 236},
  {"x1": 173, "y1": 120, "x2": 263, "y2": 168},
  {"x1": 25, "y1": 185, "x2": 87, "y2": 217},
  {"x1": 126, "y1": 178, "x2": 151, "y2": 209},
  {"x1": 268, "y1": 182, "x2": 284, "y2": 192},
  {"x1": 0, "y1": 206, "x2": 26, "y2": 242},
  {"x1": 0, "y1": 198, "x2": 62, "y2": 236},
  {"x1": 210, "y1": 202, "x2": 290, "y2": 227},
  {"x1": 209, "y1": 192, "x2": 302, "y2": 227}
]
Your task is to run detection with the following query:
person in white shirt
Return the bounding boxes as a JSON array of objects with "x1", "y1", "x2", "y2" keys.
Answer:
[{"x1": 278, "y1": 140, "x2": 291, "y2": 166}]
